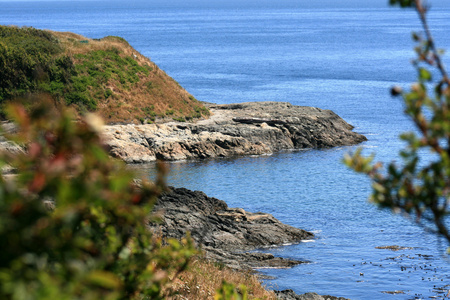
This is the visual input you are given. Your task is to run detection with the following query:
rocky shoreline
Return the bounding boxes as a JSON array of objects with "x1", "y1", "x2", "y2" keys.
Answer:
[
  {"x1": 152, "y1": 187, "x2": 349, "y2": 300},
  {"x1": 0, "y1": 101, "x2": 359, "y2": 299},
  {"x1": 150, "y1": 187, "x2": 313, "y2": 270},
  {"x1": 104, "y1": 101, "x2": 367, "y2": 163},
  {"x1": 0, "y1": 101, "x2": 367, "y2": 164}
]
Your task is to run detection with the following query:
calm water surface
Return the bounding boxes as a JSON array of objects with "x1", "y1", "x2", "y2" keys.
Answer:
[{"x1": 2, "y1": 1, "x2": 450, "y2": 298}]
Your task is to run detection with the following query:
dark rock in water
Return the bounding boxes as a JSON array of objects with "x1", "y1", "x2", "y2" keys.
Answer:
[
  {"x1": 104, "y1": 101, "x2": 367, "y2": 162},
  {"x1": 203, "y1": 246, "x2": 308, "y2": 270},
  {"x1": 275, "y1": 290, "x2": 350, "y2": 300},
  {"x1": 150, "y1": 186, "x2": 313, "y2": 269},
  {"x1": 375, "y1": 245, "x2": 414, "y2": 251}
]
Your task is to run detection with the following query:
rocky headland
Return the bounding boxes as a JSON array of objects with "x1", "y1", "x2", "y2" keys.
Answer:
[
  {"x1": 0, "y1": 101, "x2": 366, "y2": 164},
  {"x1": 152, "y1": 186, "x2": 349, "y2": 300},
  {"x1": 104, "y1": 101, "x2": 367, "y2": 163},
  {"x1": 150, "y1": 186, "x2": 313, "y2": 270}
]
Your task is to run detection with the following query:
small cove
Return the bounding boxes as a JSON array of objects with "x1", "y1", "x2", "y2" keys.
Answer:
[{"x1": 130, "y1": 147, "x2": 450, "y2": 299}]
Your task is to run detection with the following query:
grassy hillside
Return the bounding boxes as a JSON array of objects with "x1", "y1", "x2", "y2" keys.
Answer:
[{"x1": 0, "y1": 25, "x2": 209, "y2": 124}]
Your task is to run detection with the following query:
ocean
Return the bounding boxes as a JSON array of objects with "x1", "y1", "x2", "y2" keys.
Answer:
[{"x1": 1, "y1": 0, "x2": 450, "y2": 298}]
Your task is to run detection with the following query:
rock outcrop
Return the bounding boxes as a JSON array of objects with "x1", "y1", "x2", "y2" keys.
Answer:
[
  {"x1": 150, "y1": 187, "x2": 313, "y2": 270},
  {"x1": 103, "y1": 102, "x2": 367, "y2": 163},
  {"x1": 151, "y1": 187, "x2": 350, "y2": 298},
  {"x1": 275, "y1": 290, "x2": 349, "y2": 300}
]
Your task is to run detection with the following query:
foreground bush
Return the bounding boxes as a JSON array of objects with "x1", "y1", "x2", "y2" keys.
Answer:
[{"x1": 0, "y1": 102, "x2": 196, "y2": 299}]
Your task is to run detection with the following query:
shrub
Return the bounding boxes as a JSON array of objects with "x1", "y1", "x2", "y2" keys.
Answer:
[
  {"x1": 165, "y1": 109, "x2": 175, "y2": 116},
  {"x1": 172, "y1": 116, "x2": 185, "y2": 122},
  {"x1": 345, "y1": 0, "x2": 450, "y2": 248},
  {"x1": 0, "y1": 26, "x2": 68, "y2": 102},
  {"x1": 0, "y1": 26, "x2": 151, "y2": 114},
  {"x1": 0, "y1": 102, "x2": 196, "y2": 299},
  {"x1": 104, "y1": 89, "x2": 113, "y2": 99}
]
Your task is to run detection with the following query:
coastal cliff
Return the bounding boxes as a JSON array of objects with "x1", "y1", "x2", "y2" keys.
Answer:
[{"x1": 104, "y1": 101, "x2": 367, "y2": 162}]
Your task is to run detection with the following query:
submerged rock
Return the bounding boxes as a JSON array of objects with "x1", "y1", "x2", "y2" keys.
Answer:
[
  {"x1": 375, "y1": 245, "x2": 415, "y2": 251},
  {"x1": 275, "y1": 290, "x2": 349, "y2": 300},
  {"x1": 150, "y1": 186, "x2": 313, "y2": 269},
  {"x1": 104, "y1": 102, "x2": 367, "y2": 163}
]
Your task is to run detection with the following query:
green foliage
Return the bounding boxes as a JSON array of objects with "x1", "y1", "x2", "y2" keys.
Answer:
[
  {"x1": 215, "y1": 281, "x2": 248, "y2": 300},
  {"x1": 0, "y1": 26, "x2": 62, "y2": 56},
  {"x1": 194, "y1": 105, "x2": 211, "y2": 117},
  {"x1": 172, "y1": 116, "x2": 185, "y2": 122},
  {"x1": 104, "y1": 88, "x2": 113, "y2": 99},
  {"x1": 0, "y1": 26, "x2": 150, "y2": 114},
  {"x1": 142, "y1": 106, "x2": 157, "y2": 122},
  {"x1": 0, "y1": 26, "x2": 72, "y2": 106},
  {"x1": 389, "y1": 0, "x2": 415, "y2": 7},
  {"x1": 0, "y1": 102, "x2": 196, "y2": 299},
  {"x1": 345, "y1": 0, "x2": 450, "y2": 246},
  {"x1": 0, "y1": 25, "x2": 210, "y2": 123},
  {"x1": 67, "y1": 49, "x2": 149, "y2": 110}
]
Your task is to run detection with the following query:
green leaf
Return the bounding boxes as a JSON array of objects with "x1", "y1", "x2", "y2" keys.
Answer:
[
  {"x1": 86, "y1": 271, "x2": 122, "y2": 289},
  {"x1": 418, "y1": 68, "x2": 432, "y2": 82}
]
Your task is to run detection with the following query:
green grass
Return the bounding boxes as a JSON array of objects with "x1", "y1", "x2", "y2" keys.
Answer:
[
  {"x1": 0, "y1": 26, "x2": 68, "y2": 108},
  {"x1": 0, "y1": 26, "x2": 149, "y2": 113},
  {"x1": 0, "y1": 25, "x2": 210, "y2": 123},
  {"x1": 65, "y1": 49, "x2": 150, "y2": 110}
]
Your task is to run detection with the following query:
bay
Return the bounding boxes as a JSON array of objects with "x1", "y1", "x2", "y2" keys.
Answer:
[{"x1": 2, "y1": 1, "x2": 450, "y2": 298}]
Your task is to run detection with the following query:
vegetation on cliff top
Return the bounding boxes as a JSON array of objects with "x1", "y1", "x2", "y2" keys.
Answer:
[{"x1": 0, "y1": 25, "x2": 209, "y2": 124}]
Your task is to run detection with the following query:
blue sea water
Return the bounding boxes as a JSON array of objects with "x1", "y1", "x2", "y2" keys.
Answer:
[{"x1": 2, "y1": 1, "x2": 450, "y2": 298}]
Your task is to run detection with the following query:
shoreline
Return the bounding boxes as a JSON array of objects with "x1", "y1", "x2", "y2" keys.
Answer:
[
  {"x1": 0, "y1": 101, "x2": 361, "y2": 299},
  {"x1": 150, "y1": 186, "x2": 313, "y2": 270},
  {"x1": 0, "y1": 101, "x2": 367, "y2": 165},
  {"x1": 103, "y1": 101, "x2": 367, "y2": 163},
  {"x1": 154, "y1": 186, "x2": 349, "y2": 300}
]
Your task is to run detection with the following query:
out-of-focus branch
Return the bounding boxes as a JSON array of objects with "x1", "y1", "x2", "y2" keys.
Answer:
[{"x1": 415, "y1": 0, "x2": 450, "y2": 84}]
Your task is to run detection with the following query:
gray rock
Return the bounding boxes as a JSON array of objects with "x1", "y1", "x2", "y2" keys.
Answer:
[
  {"x1": 0, "y1": 122, "x2": 23, "y2": 157},
  {"x1": 275, "y1": 290, "x2": 349, "y2": 300},
  {"x1": 150, "y1": 186, "x2": 313, "y2": 269},
  {"x1": 103, "y1": 102, "x2": 367, "y2": 162},
  {"x1": 0, "y1": 102, "x2": 366, "y2": 163}
]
